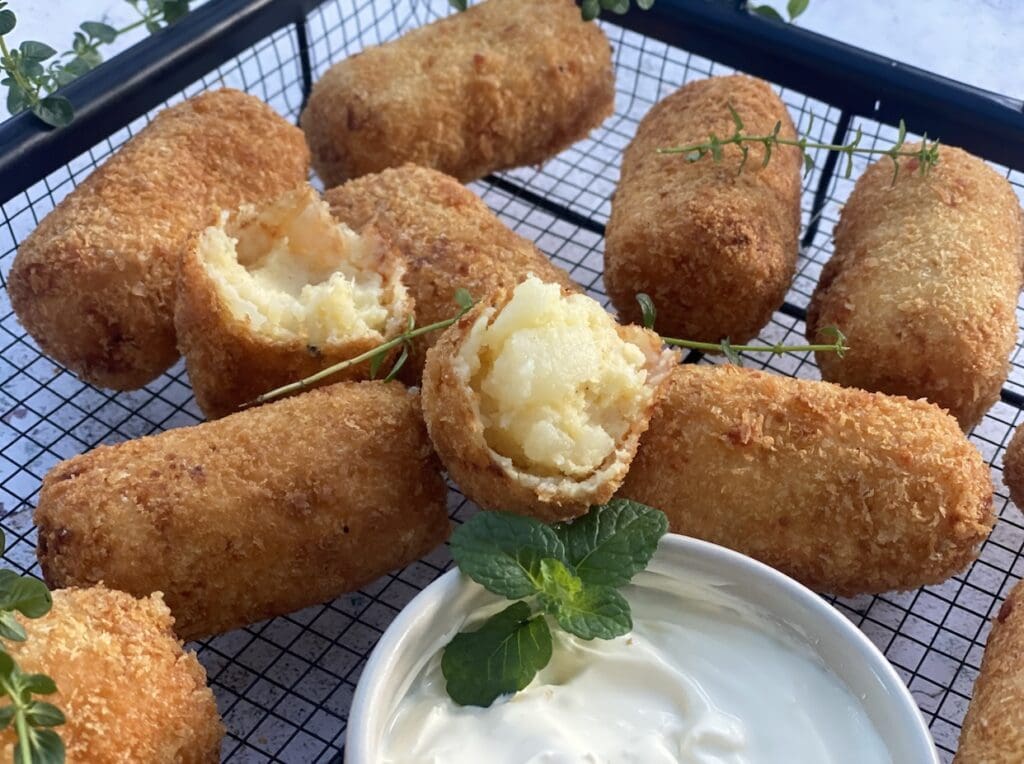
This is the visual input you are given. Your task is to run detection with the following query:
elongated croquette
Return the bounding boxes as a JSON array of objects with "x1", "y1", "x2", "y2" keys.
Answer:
[
  {"x1": 35, "y1": 382, "x2": 449, "y2": 640},
  {"x1": 301, "y1": 0, "x2": 614, "y2": 185},
  {"x1": 0, "y1": 586, "x2": 223, "y2": 763},
  {"x1": 324, "y1": 164, "x2": 578, "y2": 379},
  {"x1": 807, "y1": 144, "x2": 1024, "y2": 430},
  {"x1": 955, "y1": 577, "x2": 1024, "y2": 763},
  {"x1": 605, "y1": 74, "x2": 802, "y2": 344},
  {"x1": 617, "y1": 364, "x2": 994, "y2": 596},
  {"x1": 8, "y1": 89, "x2": 309, "y2": 390}
]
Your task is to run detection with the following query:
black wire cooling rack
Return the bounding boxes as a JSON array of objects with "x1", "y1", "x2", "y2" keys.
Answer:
[{"x1": 1, "y1": 0, "x2": 1023, "y2": 761}]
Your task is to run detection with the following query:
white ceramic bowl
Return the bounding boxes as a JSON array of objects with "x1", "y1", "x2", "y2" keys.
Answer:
[{"x1": 345, "y1": 534, "x2": 939, "y2": 763}]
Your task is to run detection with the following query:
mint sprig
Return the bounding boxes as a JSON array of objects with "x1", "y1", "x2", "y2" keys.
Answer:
[{"x1": 442, "y1": 499, "x2": 668, "y2": 707}]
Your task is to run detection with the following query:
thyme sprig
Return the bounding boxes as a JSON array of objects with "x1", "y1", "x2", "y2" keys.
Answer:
[
  {"x1": 0, "y1": 531, "x2": 64, "y2": 764},
  {"x1": 659, "y1": 107, "x2": 940, "y2": 184},
  {"x1": 249, "y1": 289, "x2": 475, "y2": 407},
  {"x1": 637, "y1": 292, "x2": 847, "y2": 365},
  {"x1": 0, "y1": 0, "x2": 190, "y2": 127}
]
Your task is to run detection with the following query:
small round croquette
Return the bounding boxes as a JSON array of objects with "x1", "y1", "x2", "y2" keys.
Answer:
[
  {"x1": 1003, "y1": 425, "x2": 1024, "y2": 509},
  {"x1": 955, "y1": 578, "x2": 1024, "y2": 763},
  {"x1": 0, "y1": 587, "x2": 222, "y2": 763},
  {"x1": 605, "y1": 74, "x2": 802, "y2": 345},
  {"x1": 616, "y1": 364, "x2": 994, "y2": 596},
  {"x1": 324, "y1": 164, "x2": 579, "y2": 380},
  {"x1": 8, "y1": 88, "x2": 310, "y2": 391},
  {"x1": 34, "y1": 382, "x2": 450, "y2": 641},
  {"x1": 300, "y1": 0, "x2": 614, "y2": 185},
  {"x1": 807, "y1": 144, "x2": 1024, "y2": 430}
]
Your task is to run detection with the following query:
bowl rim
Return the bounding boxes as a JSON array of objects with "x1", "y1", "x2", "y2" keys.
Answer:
[{"x1": 345, "y1": 532, "x2": 939, "y2": 763}]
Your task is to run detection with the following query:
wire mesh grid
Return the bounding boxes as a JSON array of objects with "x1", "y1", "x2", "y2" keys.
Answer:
[{"x1": 0, "y1": 1, "x2": 1022, "y2": 761}]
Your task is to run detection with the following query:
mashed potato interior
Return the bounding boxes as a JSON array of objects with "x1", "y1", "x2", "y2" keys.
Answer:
[
  {"x1": 199, "y1": 188, "x2": 391, "y2": 345},
  {"x1": 461, "y1": 277, "x2": 651, "y2": 478}
]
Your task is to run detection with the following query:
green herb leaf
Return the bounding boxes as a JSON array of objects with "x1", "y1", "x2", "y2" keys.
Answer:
[
  {"x1": 22, "y1": 675, "x2": 56, "y2": 696},
  {"x1": 0, "y1": 9, "x2": 15, "y2": 35},
  {"x1": 803, "y1": 152, "x2": 815, "y2": 176},
  {"x1": 450, "y1": 512, "x2": 566, "y2": 599},
  {"x1": 580, "y1": 0, "x2": 601, "y2": 21},
  {"x1": 18, "y1": 728, "x2": 64, "y2": 764},
  {"x1": 546, "y1": 583, "x2": 631, "y2": 640},
  {"x1": 554, "y1": 499, "x2": 668, "y2": 588},
  {"x1": 32, "y1": 96, "x2": 74, "y2": 128},
  {"x1": 162, "y1": 0, "x2": 190, "y2": 23},
  {"x1": 0, "y1": 611, "x2": 26, "y2": 643},
  {"x1": 0, "y1": 705, "x2": 13, "y2": 731},
  {"x1": 80, "y1": 21, "x2": 117, "y2": 44},
  {"x1": 720, "y1": 339, "x2": 744, "y2": 366},
  {"x1": 0, "y1": 575, "x2": 52, "y2": 619},
  {"x1": 6, "y1": 82, "x2": 28, "y2": 116},
  {"x1": 749, "y1": 5, "x2": 785, "y2": 22},
  {"x1": 448, "y1": 0, "x2": 468, "y2": 10},
  {"x1": 537, "y1": 558, "x2": 582, "y2": 603},
  {"x1": 787, "y1": 0, "x2": 810, "y2": 20},
  {"x1": 635, "y1": 293, "x2": 656, "y2": 330},
  {"x1": 441, "y1": 602, "x2": 552, "y2": 706},
  {"x1": 382, "y1": 345, "x2": 409, "y2": 383},
  {"x1": 19, "y1": 41, "x2": 56, "y2": 62},
  {"x1": 24, "y1": 701, "x2": 64, "y2": 727},
  {"x1": 599, "y1": 0, "x2": 630, "y2": 14},
  {"x1": 453, "y1": 287, "x2": 474, "y2": 311},
  {"x1": 637, "y1": 0, "x2": 655, "y2": 9}
]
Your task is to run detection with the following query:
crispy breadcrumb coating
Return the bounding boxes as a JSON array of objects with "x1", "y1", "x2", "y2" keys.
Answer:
[
  {"x1": 324, "y1": 165, "x2": 578, "y2": 379},
  {"x1": 35, "y1": 382, "x2": 449, "y2": 640},
  {"x1": 175, "y1": 185, "x2": 413, "y2": 418},
  {"x1": 0, "y1": 586, "x2": 222, "y2": 763},
  {"x1": 955, "y1": 577, "x2": 1024, "y2": 763},
  {"x1": 1003, "y1": 424, "x2": 1024, "y2": 509},
  {"x1": 605, "y1": 75, "x2": 801, "y2": 344},
  {"x1": 301, "y1": 0, "x2": 613, "y2": 185},
  {"x1": 422, "y1": 278, "x2": 677, "y2": 521},
  {"x1": 8, "y1": 89, "x2": 309, "y2": 390},
  {"x1": 807, "y1": 144, "x2": 1024, "y2": 430},
  {"x1": 617, "y1": 364, "x2": 994, "y2": 596}
]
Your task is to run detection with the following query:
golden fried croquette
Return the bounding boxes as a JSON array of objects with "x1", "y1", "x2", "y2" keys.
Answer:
[
  {"x1": 324, "y1": 164, "x2": 578, "y2": 379},
  {"x1": 617, "y1": 364, "x2": 994, "y2": 596},
  {"x1": 1003, "y1": 424, "x2": 1024, "y2": 509},
  {"x1": 300, "y1": 0, "x2": 613, "y2": 185},
  {"x1": 175, "y1": 185, "x2": 413, "y2": 418},
  {"x1": 955, "y1": 577, "x2": 1024, "y2": 763},
  {"x1": 605, "y1": 75, "x2": 802, "y2": 344},
  {"x1": 422, "y1": 276, "x2": 676, "y2": 522},
  {"x1": 35, "y1": 382, "x2": 449, "y2": 640},
  {"x1": 0, "y1": 586, "x2": 222, "y2": 763},
  {"x1": 807, "y1": 145, "x2": 1024, "y2": 431},
  {"x1": 8, "y1": 89, "x2": 309, "y2": 390}
]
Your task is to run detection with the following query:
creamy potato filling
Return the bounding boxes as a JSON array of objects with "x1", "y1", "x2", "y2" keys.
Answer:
[
  {"x1": 199, "y1": 187, "x2": 392, "y2": 346},
  {"x1": 459, "y1": 276, "x2": 652, "y2": 478}
]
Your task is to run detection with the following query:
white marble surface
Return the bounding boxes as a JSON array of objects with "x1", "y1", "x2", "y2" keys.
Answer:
[{"x1": 4, "y1": 0, "x2": 1021, "y2": 121}]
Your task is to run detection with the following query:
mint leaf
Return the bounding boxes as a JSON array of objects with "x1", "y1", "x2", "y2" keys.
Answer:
[
  {"x1": 554, "y1": 500, "x2": 668, "y2": 588},
  {"x1": 451, "y1": 512, "x2": 566, "y2": 599},
  {"x1": 441, "y1": 602, "x2": 552, "y2": 707},
  {"x1": 547, "y1": 584, "x2": 631, "y2": 640}
]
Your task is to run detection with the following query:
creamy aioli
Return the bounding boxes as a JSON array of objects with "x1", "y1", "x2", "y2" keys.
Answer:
[{"x1": 381, "y1": 572, "x2": 892, "y2": 764}]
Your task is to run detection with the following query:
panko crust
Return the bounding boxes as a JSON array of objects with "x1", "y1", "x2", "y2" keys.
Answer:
[
  {"x1": 8, "y1": 88, "x2": 310, "y2": 390},
  {"x1": 35, "y1": 382, "x2": 449, "y2": 640},
  {"x1": 324, "y1": 164, "x2": 578, "y2": 379},
  {"x1": 300, "y1": 0, "x2": 614, "y2": 185},
  {"x1": 176, "y1": 200, "x2": 414, "y2": 419},
  {"x1": 422, "y1": 295, "x2": 678, "y2": 522},
  {"x1": 617, "y1": 364, "x2": 994, "y2": 596},
  {"x1": 956, "y1": 578, "x2": 1024, "y2": 763},
  {"x1": 0, "y1": 587, "x2": 222, "y2": 763},
  {"x1": 807, "y1": 144, "x2": 1024, "y2": 430},
  {"x1": 1004, "y1": 425, "x2": 1024, "y2": 509},
  {"x1": 605, "y1": 75, "x2": 801, "y2": 344}
]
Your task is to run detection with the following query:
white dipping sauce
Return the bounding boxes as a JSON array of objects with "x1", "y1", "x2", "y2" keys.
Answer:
[{"x1": 381, "y1": 572, "x2": 892, "y2": 764}]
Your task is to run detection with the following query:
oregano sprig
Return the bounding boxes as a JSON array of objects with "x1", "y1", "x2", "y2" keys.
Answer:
[
  {"x1": 637, "y1": 293, "x2": 849, "y2": 365},
  {"x1": 442, "y1": 500, "x2": 668, "y2": 707},
  {"x1": 0, "y1": 531, "x2": 65, "y2": 764},
  {"x1": 0, "y1": 0, "x2": 191, "y2": 127},
  {"x1": 659, "y1": 106, "x2": 940, "y2": 184}
]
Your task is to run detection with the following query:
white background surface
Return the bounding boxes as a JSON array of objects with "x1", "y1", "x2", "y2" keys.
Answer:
[{"x1": 3, "y1": 0, "x2": 1022, "y2": 121}]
